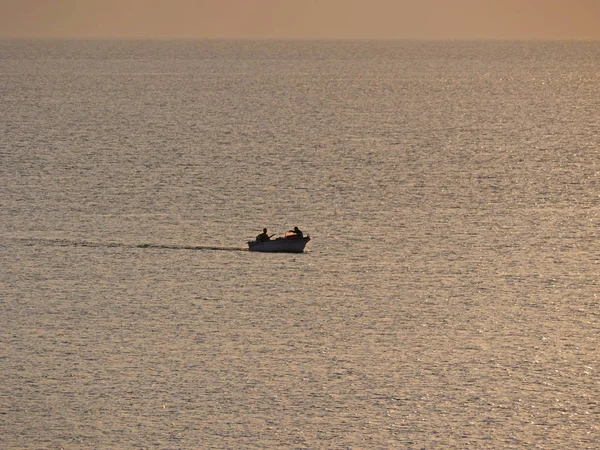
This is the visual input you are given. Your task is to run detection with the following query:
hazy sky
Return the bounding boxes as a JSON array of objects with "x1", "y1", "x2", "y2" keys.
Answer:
[{"x1": 1, "y1": 0, "x2": 599, "y2": 39}]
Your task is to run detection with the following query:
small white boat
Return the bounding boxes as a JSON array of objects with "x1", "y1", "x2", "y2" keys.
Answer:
[{"x1": 248, "y1": 234, "x2": 310, "y2": 253}]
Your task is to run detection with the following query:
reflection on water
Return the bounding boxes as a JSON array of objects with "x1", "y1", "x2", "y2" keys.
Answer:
[{"x1": 2, "y1": 40, "x2": 599, "y2": 449}]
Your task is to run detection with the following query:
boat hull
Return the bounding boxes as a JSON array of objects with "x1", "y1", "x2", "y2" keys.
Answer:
[{"x1": 248, "y1": 236, "x2": 310, "y2": 253}]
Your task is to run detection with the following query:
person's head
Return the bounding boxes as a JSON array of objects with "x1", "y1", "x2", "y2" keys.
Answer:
[
  {"x1": 294, "y1": 226, "x2": 299, "y2": 231},
  {"x1": 263, "y1": 228, "x2": 267, "y2": 233}
]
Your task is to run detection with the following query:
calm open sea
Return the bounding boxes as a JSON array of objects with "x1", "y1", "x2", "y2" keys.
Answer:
[{"x1": 2, "y1": 40, "x2": 599, "y2": 448}]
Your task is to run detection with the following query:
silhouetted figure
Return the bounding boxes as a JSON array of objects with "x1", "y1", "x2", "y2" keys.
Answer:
[
  {"x1": 256, "y1": 228, "x2": 271, "y2": 242},
  {"x1": 288, "y1": 226, "x2": 303, "y2": 238}
]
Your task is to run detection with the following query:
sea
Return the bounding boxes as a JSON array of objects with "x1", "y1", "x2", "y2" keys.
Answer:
[{"x1": 1, "y1": 39, "x2": 599, "y2": 449}]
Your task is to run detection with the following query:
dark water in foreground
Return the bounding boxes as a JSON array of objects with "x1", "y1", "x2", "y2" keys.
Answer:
[{"x1": 2, "y1": 40, "x2": 599, "y2": 448}]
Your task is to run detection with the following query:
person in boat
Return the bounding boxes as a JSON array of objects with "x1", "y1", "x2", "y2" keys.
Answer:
[
  {"x1": 287, "y1": 226, "x2": 303, "y2": 238},
  {"x1": 256, "y1": 228, "x2": 271, "y2": 242}
]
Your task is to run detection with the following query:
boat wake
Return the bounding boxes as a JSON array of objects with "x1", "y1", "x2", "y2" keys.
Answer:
[{"x1": 7, "y1": 237, "x2": 248, "y2": 252}]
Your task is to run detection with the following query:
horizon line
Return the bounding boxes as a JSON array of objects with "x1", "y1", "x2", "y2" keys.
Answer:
[{"x1": 2, "y1": 36, "x2": 599, "y2": 42}]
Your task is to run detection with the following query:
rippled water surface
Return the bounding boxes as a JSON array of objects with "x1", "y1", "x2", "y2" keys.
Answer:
[{"x1": 2, "y1": 40, "x2": 599, "y2": 448}]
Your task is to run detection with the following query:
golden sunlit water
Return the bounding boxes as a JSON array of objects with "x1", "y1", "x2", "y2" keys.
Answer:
[{"x1": 2, "y1": 40, "x2": 599, "y2": 448}]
